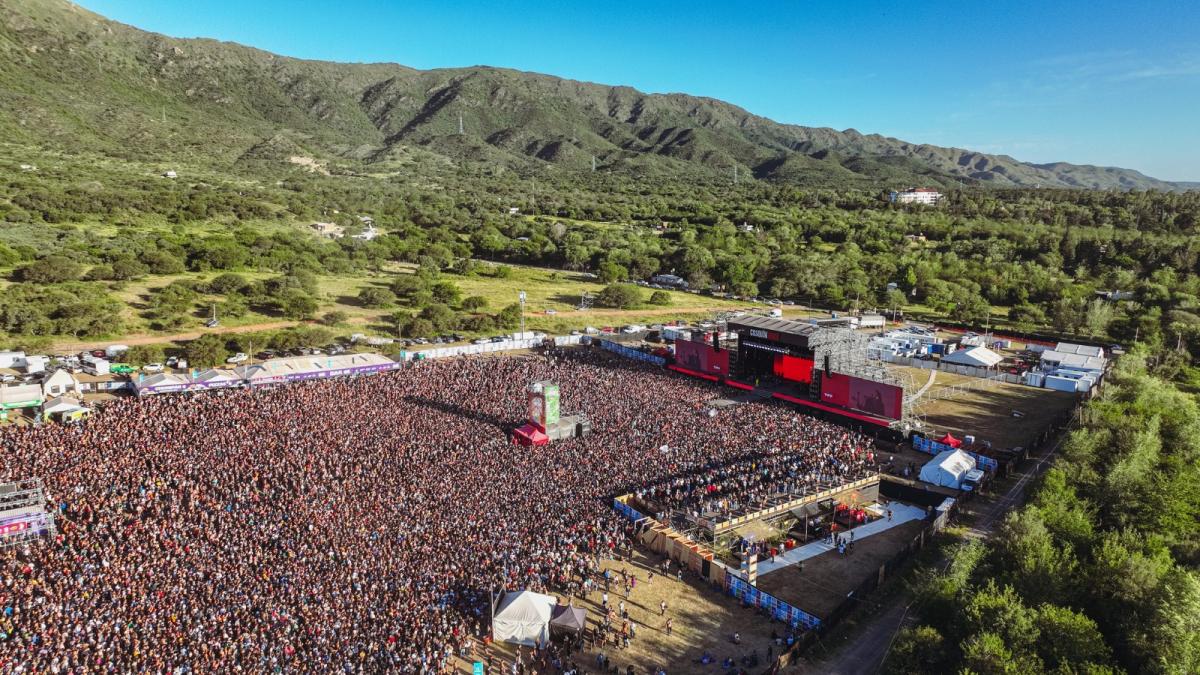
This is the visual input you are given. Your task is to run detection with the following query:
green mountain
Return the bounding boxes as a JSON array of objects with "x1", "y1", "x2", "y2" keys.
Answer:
[{"x1": 0, "y1": 0, "x2": 1189, "y2": 190}]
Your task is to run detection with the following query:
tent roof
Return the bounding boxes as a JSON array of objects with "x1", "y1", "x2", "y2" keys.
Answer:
[
  {"x1": 943, "y1": 345, "x2": 1004, "y2": 367},
  {"x1": 549, "y1": 605, "x2": 587, "y2": 633},
  {"x1": 42, "y1": 396, "x2": 86, "y2": 414},
  {"x1": 926, "y1": 449, "x2": 975, "y2": 475},
  {"x1": 493, "y1": 591, "x2": 555, "y2": 646}
]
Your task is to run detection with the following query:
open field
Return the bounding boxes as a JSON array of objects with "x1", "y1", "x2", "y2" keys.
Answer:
[
  {"x1": 33, "y1": 263, "x2": 759, "y2": 352},
  {"x1": 894, "y1": 366, "x2": 1078, "y2": 448},
  {"x1": 472, "y1": 549, "x2": 784, "y2": 675}
]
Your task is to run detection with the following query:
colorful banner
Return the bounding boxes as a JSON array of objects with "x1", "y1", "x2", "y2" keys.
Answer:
[{"x1": 847, "y1": 377, "x2": 903, "y2": 420}]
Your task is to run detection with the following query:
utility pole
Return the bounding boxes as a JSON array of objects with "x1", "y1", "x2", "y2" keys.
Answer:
[
  {"x1": 733, "y1": 166, "x2": 739, "y2": 185},
  {"x1": 519, "y1": 291, "x2": 526, "y2": 337},
  {"x1": 591, "y1": 155, "x2": 596, "y2": 172},
  {"x1": 458, "y1": 114, "x2": 464, "y2": 135}
]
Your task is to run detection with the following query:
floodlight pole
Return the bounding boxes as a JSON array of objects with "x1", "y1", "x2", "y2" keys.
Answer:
[{"x1": 519, "y1": 291, "x2": 526, "y2": 337}]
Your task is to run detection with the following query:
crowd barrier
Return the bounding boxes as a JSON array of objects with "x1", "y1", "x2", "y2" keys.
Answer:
[
  {"x1": 912, "y1": 435, "x2": 999, "y2": 472},
  {"x1": 726, "y1": 574, "x2": 822, "y2": 630},
  {"x1": 597, "y1": 340, "x2": 667, "y2": 366}
]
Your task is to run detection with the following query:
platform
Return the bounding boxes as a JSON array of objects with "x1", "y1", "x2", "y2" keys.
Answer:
[{"x1": 752, "y1": 502, "x2": 927, "y2": 576}]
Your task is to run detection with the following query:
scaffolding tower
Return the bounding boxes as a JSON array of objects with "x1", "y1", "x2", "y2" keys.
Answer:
[
  {"x1": 0, "y1": 478, "x2": 56, "y2": 549},
  {"x1": 808, "y1": 326, "x2": 923, "y2": 431}
]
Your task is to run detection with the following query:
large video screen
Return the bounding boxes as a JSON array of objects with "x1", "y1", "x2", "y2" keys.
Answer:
[
  {"x1": 773, "y1": 355, "x2": 814, "y2": 384},
  {"x1": 819, "y1": 372, "x2": 849, "y2": 407},
  {"x1": 847, "y1": 377, "x2": 904, "y2": 420},
  {"x1": 674, "y1": 339, "x2": 730, "y2": 375}
]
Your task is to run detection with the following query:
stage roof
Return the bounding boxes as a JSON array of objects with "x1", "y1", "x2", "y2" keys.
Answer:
[{"x1": 727, "y1": 315, "x2": 820, "y2": 337}]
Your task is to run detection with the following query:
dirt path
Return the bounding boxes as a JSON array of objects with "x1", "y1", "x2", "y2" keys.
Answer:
[
  {"x1": 50, "y1": 321, "x2": 302, "y2": 353},
  {"x1": 788, "y1": 426, "x2": 1072, "y2": 674}
]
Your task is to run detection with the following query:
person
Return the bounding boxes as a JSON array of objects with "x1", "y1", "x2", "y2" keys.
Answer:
[
  {"x1": 733, "y1": 631, "x2": 741, "y2": 645},
  {"x1": 660, "y1": 600, "x2": 667, "y2": 615},
  {"x1": 665, "y1": 618, "x2": 673, "y2": 636}
]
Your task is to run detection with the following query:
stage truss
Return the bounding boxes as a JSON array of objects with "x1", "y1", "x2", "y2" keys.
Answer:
[
  {"x1": 0, "y1": 478, "x2": 57, "y2": 549},
  {"x1": 808, "y1": 326, "x2": 923, "y2": 431}
]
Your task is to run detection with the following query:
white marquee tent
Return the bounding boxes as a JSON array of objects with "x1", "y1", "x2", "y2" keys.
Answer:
[
  {"x1": 942, "y1": 345, "x2": 1003, "y2": 368},
  {"x1": 919, "y1": 449, "x2": 977, "y2": 489},
  {"x1": 492, "y1": 591, "x2": 556, "y2": 646}
]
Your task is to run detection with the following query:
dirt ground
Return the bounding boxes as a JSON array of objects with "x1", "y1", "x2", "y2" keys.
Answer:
[
  {"x1": 460, "y1": 549, "x2": 792, "y2": 674},
  {"x1": 894, "y1": 366, "x2": 1078, "y2": 449},
  {"x1": 754, "y1": 520, "x2": 926, "y2": 621}
]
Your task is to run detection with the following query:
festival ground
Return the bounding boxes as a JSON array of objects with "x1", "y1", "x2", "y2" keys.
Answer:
[{"x1": 465, "y1": 550, "x2": 789, "y2": 674}]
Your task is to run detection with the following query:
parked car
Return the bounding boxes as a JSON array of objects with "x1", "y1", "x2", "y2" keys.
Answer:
[
  {"x1": 166, "y1": 356, "x2": 179, "y2": 367},
  {"x1": 142, "y1": 363, "x2": 164, "y2": 373},
  {"x1": 473, "y1": 338, "x2": 491, "y2": 345},
  {"x1": 109, "y1": 364, "x2": 135, "y2": 375},
  {"x1": 226, "y1": 352, "x2": 249, "y2": 364},
  {"x1": 0, "y1": 374, "x2": 15, "y2": 384},
  {"x1": 545, "y1": 309, "x2": 557, "y2": 315},
  {"x1": 205, "y1": 318, "x2": 219, "y2": 328}
]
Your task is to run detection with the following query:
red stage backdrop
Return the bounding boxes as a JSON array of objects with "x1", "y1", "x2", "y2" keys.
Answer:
[
  {"x1": 773, "y1": 355, "x2": 815, "y2": 384},
  {"x1": 819, "y1": 372, "x2": 850, "y2": 407},
  {"x1": 674, "y1": 339, "x2": 730, "y2": 375}
]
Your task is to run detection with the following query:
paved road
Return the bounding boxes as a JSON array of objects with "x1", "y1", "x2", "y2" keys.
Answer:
[{"x1": 787, "y1": 425, "x2": 1071, "y2": 674}]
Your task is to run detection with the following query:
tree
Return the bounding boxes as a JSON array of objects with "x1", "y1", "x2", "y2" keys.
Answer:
[
  {"x1": 430, "y1": 281, "x2": 462, "y2": 306},
  {"x1": 886, "y1": 626, "x2": 948, "y2": 675},
  {"x1": 185, "y1": 334, "x2": 227, "y2": 367},
  {"x1": 208, "y1": 273, "x2": 249, "y2": 295},
  {"x1": 462, "y1": 296, "x2": 489, "y2": 311},
  {"x1": 277, "y1": 290, "x2": 319, "y2": 320},
  {"x1": 320, "y1": 311, "x2": 349, "y2": 326},
  {"x1": 495, "y1": 303, "x2": 522, "y2": 329},
  {"x1": 18, "y1": 256, "x2": 82, "y2": 283},
  {"x1": 598, "y1": 261, "x2": 629, "y2": 283},
  {"x1": 124, "y1": 344, "x2": 165, "y2": 366},
  {"x1": 218, "y1": 295, "x2": 249, "y2": 318},
  {"x1": 390, "y1": 274, "x2": 426, "y2": 299},
  {"x1": 418, "y1": 303, "x2": 457, "y2": 332},
  {"x1": 595, "y1": 284, "x2": 643, "y2": 309},
  {"x1": 358, "y1": 287, "x2": 397, "y2": 308},
  {"x1": 648, "y1": 290, "x2": 671, "y2": 306},
  {"x1": 404, "y1": 317, "x2": 435, "y2": 338}
]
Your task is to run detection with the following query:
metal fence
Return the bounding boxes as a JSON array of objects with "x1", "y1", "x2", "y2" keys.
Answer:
[
  {"x1": 912, "y1": 435, "x2": 999, "y2": 472},
  {"x1": 597, "y1": 340, "x2": 667, "y2": 366}
]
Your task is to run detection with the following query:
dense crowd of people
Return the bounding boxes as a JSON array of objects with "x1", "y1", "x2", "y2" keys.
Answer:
[{"x1": 0, "y1": 349, "x2": 879, "y2": 672}]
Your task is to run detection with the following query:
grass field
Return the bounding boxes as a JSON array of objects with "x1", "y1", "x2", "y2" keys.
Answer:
[
  {"x1": 38, "y1": 262, "x2": 759, "y2": 351},
  {"x1": 895, "y1": 366, "x2": 1078, "y2": 449}
]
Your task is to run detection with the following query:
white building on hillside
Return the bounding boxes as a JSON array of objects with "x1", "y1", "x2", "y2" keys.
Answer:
[{"x1": 890, "y1": 188, "x2": 942, "y2": 205}]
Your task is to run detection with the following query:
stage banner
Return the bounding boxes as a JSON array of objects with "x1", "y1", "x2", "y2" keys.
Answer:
[
  {"x1": 847, "y1": 376, "x2": 903, "y2": 420},
  {"x1": 674, "y1": 339, "x2": 729, "y2": 375},
  {"x1": 543, "y1": 384, "x2": 560, "y2": 425}
]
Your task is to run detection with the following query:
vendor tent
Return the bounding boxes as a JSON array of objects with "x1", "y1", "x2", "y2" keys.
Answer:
[
  {"x1": 492, "y1": 591, "x2": 555, "y2": 646},
  {"x1": 919, "y1": 449, "x2": 976, "y2": 489},
  {"x1": 549, "y1": 605, "x2": 587, "y2": 635},
  {"x1": 938, "y1": 433, "x2": 962, "y2": 448}
]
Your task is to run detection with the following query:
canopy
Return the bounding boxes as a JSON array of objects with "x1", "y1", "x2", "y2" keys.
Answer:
[
  {"x1": 493, "y1": 591, "x2": 555, "y2": 646},
  {"x1": 919, "y1": 449, "x2": 976, "y2": 489},
  {"x1": 938, "y1": 433, "x2": 962, "y2": 448},
  {"x1": 549, "y1": 605, "x2": 587, "y2": 634}
]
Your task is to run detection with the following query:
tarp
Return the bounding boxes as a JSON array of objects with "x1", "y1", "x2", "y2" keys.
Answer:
[
  {"x1": 919, "y1": 449, "x2": 976, "y2": 489},
  {"x1": 942, "y1": 345, "x2": 1003, "y2": 368},
  {"x1": 493, "y1": 591, "x2": 555, "y2": 646},
  {"x1": 938, "y1": 433, "x2": 962, "y2": 448},
  {"x1": 549, "y1": 605, "x2": 587, "y2": 634}
]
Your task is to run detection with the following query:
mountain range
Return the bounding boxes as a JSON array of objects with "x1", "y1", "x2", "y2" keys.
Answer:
[{"x1": 0, "y1": 0, "x2": 1190, "y2": 191}]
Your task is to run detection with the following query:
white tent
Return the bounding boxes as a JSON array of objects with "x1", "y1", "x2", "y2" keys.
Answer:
[
  {"x1": 942, "y1": 345, "x2": 1003, "y2": 368},
  {"x1": 492, "y1": 591, "x2": 555, "y2": 646},
  {"x1": 919, "y1": 449, "x2": 977, "y2": 489}
]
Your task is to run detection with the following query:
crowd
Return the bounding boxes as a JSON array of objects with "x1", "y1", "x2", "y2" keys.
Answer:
[{"x1": 0, "y1": 349, "x2": 878, "y2": 672}]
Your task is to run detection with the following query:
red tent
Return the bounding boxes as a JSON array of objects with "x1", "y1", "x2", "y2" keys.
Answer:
[
  {"x1": 513, "y1": 424, "x2": 550, "y2": 446},
  {"x1": 939, "y1": 433, "x2": 963, "y2": 448}
]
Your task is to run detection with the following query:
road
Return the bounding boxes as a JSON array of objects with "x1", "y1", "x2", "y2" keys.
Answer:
[{"x1": 787, "y1": 425, "x2": 1071, "y2": 674}]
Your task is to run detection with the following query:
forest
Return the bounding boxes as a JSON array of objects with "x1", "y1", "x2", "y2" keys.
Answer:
[
  {"x1": 887, "y1": 349, "x2": 1200, "y2": 674},
  {"x1": 2, "y1": 154, "x2": 1200, "y2": 379}
]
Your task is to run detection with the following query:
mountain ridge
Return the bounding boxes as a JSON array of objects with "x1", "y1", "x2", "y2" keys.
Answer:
[{"x1": 0, "y1": 0, "x2": 1190, "y2": 190}]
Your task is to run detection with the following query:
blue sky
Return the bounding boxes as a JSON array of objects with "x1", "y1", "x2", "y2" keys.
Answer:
[{"x1": 78, "y1": 0, "x2": 1200, "y2": 181}]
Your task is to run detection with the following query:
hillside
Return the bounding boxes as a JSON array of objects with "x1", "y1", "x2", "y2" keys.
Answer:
[{"x1": 0, "y1": 0, "x2": 1189, "y2": 190}]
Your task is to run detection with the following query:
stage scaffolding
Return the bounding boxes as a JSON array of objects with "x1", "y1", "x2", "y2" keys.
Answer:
[{"x1": 0, "y1": 478, "x2": 57, "y2": 549}]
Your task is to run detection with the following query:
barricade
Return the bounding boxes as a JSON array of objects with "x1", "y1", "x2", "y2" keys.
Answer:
[{"x1": 597, "y1": 339, "x2": 667, "y2": 366}]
